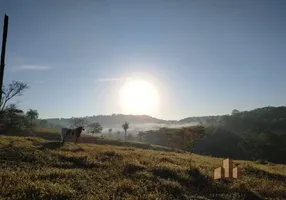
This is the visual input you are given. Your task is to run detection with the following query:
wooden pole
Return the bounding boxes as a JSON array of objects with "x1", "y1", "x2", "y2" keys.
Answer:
[{"x1": 0, "y1": 14, "x2": 9, "y2": 104}]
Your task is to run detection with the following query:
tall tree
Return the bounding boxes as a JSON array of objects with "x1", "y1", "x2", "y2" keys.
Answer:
[
  {"x1": 1, "y1": 104, "x2": 30, "y2": 133},
  {"x1": 26, "y1": 109, "x2": 39, "y2": 125},
  {"x1": 122, "y1": 121, "x2": 129, "y2": 140},
  {"x1": 0, "y1": 81, "x2": 28, "y2": 111},
  {"x1": 231, "y1": 109, "x2": 240, "y2": 115}
]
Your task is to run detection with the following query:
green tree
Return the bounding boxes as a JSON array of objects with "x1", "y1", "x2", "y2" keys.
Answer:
[
  {"x1": 231, "y1": 109, "x2": 240, "y2": 115},
  {"x1": 89, "y1": 122, "x2": 103, "y2": 134},
  {"x1": 1, "y1": 104, "x2": 31, "y2": 133},
  {"x1": 26, "y1": 109, "x2": 39, "y2": 125},
  {"x1": 5, "y1": 104, "x2": 24, "y2": 124},
  {"x1": 122, "y1": 122, "x2": 129, "y2": 140},
  {"x1": 166, "y1": 126, "x2": 206, "y2": 152},
  {"x1": 185, "y1": 125, "x2": 206, "y2": 152},
  {"x1": 0, "y1": 81, "x2": 30, "y2": 134}
]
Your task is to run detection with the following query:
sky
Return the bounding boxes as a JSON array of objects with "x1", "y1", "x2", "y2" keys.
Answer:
[{"x1": 0, "y1": 0, "x2": 286, "y2": 120}]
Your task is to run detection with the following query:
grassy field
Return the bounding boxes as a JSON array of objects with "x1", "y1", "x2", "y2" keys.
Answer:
[{"x1": 0, "y1": 135, "x2": 286, "y2": 200}]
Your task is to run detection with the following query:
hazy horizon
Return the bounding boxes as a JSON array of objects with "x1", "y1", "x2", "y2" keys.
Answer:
[
  {"x1": 41, "y1": 105, "x2": 277, "y2": 121},
  {"x1": 1, "y1": 0, "x2": 286, "y2": 120}
]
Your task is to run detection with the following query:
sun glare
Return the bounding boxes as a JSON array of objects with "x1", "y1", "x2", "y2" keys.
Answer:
[{"x1": 119, "y1": 80, "x2": 160, "y2": 116}]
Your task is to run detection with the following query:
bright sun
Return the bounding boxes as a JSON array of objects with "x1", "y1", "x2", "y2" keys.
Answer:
[{"x1": 119, "y1": 79, "x2": 160, "y2": 116}]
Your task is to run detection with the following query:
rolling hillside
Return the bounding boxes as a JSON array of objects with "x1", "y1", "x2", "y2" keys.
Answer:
[
  {"x1": 1, "y1": 135, "x2": 285, "y2": 200},
  {"x1": 44, "y1": 106, "x2": 286, "y2": 132}
]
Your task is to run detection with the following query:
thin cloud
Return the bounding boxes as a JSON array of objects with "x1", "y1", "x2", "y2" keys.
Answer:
[
  {"x1": 97, "y1": 77, "x2": 132, "y2": 82},
  {"x1": 16, "y1": 65, "x2": 51, "y2": 71}
]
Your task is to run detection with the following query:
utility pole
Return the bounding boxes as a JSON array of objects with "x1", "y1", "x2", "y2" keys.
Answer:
[{"x1": 0, "y1": 14, "x2": 9, "y2": 104}]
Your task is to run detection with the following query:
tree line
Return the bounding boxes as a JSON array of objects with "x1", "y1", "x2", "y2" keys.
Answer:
[
  {"x1": 136, "y1": 107, "x2": 286, "y2": 164},
  {"x1": 197, "y1": 108, "x2": 286, "y2": 164},
  {"x1": 0, "y1": 81, "x2": 41, "y2": 134}
]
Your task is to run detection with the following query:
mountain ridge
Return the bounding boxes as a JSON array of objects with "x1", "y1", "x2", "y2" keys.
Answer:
[{"x1": 43, "y1": 106, "x2": 286, "y2": 128}]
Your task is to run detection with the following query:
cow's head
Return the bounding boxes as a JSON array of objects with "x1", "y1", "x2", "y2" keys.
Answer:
[{"x1": 78, "y1": 126, "x2": 85, "y2": 131}]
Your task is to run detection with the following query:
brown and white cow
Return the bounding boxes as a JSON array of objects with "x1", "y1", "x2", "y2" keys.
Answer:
[{"x1": 60, "y1": 126, "x2": 85, "y2": 144}]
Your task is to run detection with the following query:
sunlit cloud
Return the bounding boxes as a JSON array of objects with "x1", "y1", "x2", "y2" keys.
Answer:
[
  {"x1": 15, "y1": 65, "x2": 51, "y2": 71},
  {"x1": 97, "y1": 77, "x2": 132, "y2": 82}
]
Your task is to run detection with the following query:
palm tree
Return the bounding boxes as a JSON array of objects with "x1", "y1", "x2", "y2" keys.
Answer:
[
  {"x1": 26, "y1": 109, "x2": 39, "y2": 125},
  {"x1": 122, "y1": 122, "x2": 129, "y2": 141},
  {"x1": 108, "y1": 128, "x2": 112, "y2": 137}
]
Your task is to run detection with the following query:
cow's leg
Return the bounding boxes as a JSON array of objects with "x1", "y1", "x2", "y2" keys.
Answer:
[
  {"x1": 60, "y1": 134, "x2": 64, "y2": 145},
  {"x1": 62, "y1": 135, "x2": 66, "y2": 145}
]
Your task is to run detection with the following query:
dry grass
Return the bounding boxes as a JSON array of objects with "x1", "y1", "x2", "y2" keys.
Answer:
[{"x1": 0, "y1": 135, "x2": 285, "y2": 200}]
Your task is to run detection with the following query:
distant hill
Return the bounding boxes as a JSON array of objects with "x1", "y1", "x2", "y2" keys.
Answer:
[
  {"x1": 45, "y1": 114, "x2": 169, "y2": 129},
  {"x1": 179, "y1": 106, "x2": 286, "y2": 130},
  {"x1": 43, "y1": 106, "x2": 286, "y2": 130}
]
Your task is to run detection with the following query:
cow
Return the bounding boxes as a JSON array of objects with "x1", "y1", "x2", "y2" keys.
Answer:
[{"x1": 60, "y1": 126, "x2": 85, "y2": 145}]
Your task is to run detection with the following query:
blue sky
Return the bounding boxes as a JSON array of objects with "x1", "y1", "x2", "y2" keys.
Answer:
[{"x1": 0, "y1": 0, "x2": 286, "y2": 120}]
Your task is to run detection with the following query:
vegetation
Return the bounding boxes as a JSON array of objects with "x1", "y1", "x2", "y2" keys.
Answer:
[
  {"x1": 88, "y1": 122, "x2": 103, "y2": 135},
  {"x1": 194, "y1": 107, "x2": 286, "y2": 164},
  {"x1": 0, "y1": 135, "x2": 285, "y2": 200},
  {"x1": 138, "y1": 125, "x2": 206, "y2": 152},
  {"x1": 0, "y1": 81, "x2": 28, "y2": 111},
  {"x1": 0, "y1": 81, "x2": 30, "y2": 134},
  {"x1": 0, "y1": 81, "x2": 49, "y2": 136},
  {"x1": 122, "y1": 122, "x2": 129, "y2": 140},
  {"x1": 44, "y1": 114, "x2": 166, "y2": 128},
  {"x1": 0, "y1": 104, "x2": 31, "y2": 135},
  {"x1": 26, "y1": 109, "x2": 39, "y2": 125},
  {"x1": 138, "y1": 107, "x2": 286, "y2": 164}
]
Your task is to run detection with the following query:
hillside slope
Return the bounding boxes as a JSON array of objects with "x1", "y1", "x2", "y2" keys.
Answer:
[
  {"x1": 1, "y1": 136, "x2": 285, "y2": 200},
  {"x1": 179, "y1": 106, "x2": 286, "y2": 128}
]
